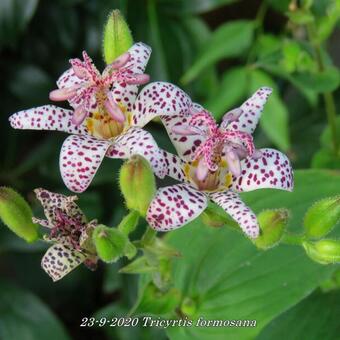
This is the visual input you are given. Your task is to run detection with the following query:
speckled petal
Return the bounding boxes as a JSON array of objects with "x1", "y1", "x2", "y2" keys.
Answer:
[
  {"x1": 9, "y1": 105, "x2": 88, "y2": 135},
  {"x1": 34, "y1": 188, "x2": 86, "y2": 225},
  {"x1": 60, "y1": 135, "x2": 112, "y2": 193},
  {"x1": 147, "y1": 183, "x2": 208, "y2": 231},
  {"x1": 161, "y1": 114, "x2": 205, "y2": 161},
  {"x1": 225, "y1": 87, "x2": 272, "y2": 134},
  {"x1": 209, "y1": 191, "x2": 259, "y2": 238},
  {"x1": 132, "y1": 81, "x2": 192, "y2": 127},
  {"x1": 41, "y1": 244, "x2": 87, "y2": 282},
  {"x1": 106, "y1": 127, "x2": 166, "y2": 178},
  {"x1": 162, "y1": 150, "x2": 186, "y2": 182},
  {"x1": 232, "y1": 148, "x2": 294, "y2": 192},
  {"x1": 56, "y1": 67, "x2": 85, "y2": 90},
  {"x1": 110, "y1": 42, "x2": 152, "y2": 112}
]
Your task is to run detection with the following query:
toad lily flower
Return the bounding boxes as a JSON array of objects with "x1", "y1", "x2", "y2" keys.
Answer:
[
  {"x1": 9, "y1": 43, "x2": 191, "y2": 192},
  {"x1": 33, "y1": 188, "x2": 98, "y2": 281},
  {"x1": 147, "y1": 87, "x2": 294, "y2": 238}
]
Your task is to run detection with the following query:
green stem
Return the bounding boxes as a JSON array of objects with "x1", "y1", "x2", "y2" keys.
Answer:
[
  {"x1": 307, "y1": 23, "x2": 339, "y2": 153},
  {"x1": 281, "y1": 232, "x2": 304, "y2": 246},
  {"x1": 118, "y1": 210, "x2": 140, "y2": 235}
]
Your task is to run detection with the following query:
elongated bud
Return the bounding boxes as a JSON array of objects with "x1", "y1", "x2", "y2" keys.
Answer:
[
  {"x1": 181, "y1": 297, "x2": 197, "y2": 317},
  {"x1": 92, "y1": 225, "x2": 128, "y2": 263},
  {"x1": 0, "y1": 187, "x2": 39, "y2": 242},
  {"x1": 303, "y1": 239, "x2": 340, "y2": 264},
  {"x1": 118, "y1": 210, "x2": 140, "y2": 235},
  {"x1": 119, "y1": 156, "x2": 156, "y2": 216},
  {"x1": 103, "y1": 10, "x2": 133, "y2": 65},
  {"x1": 254, "y1": 209, "x2": 288, "y2": 249},
  {"x1": 304, "y1": 196, "x2": 340, "y2": 239}
]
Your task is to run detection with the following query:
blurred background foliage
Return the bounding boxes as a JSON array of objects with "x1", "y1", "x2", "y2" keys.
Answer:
[{"x1": 1, "y1": 0, "x2": 340, "y2": 339}]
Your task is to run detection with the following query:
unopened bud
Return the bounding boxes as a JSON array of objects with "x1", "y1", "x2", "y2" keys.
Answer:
[
  {"x1": 93, "y1": 225, "x2": 128, "y2": 263},
  {"x1": 0, "y1": 187, "x2": 38, "y2": 242},
  {"x1": 303, "y1": 239, "x2": 340, "y2": 264},
  {"x1": 119, "y1": 156, "x2": 156, "y2": 216},
  {"x1": 180, "y1": 296, "x2": 197, "y2": 317},
  {"x1": 304, "y1": 196, "x2": 340, "y2": 239},
  {"x1": 118, "y1": 210, "x2": 139, "y2": 235},
  {"x1": 254, "y1": 209, "x2": 288, "y2": 249},
  {"x1": 103, "y1": 10, "x2": 133, "y2": 65}
]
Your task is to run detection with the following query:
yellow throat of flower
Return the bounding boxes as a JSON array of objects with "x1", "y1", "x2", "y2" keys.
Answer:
[
  {"x1": 184, "y1": 158, "x2": 233, "y2": 192},
  {"x1": 85, "y1": 101, "x2": 131, "y2": 140}
]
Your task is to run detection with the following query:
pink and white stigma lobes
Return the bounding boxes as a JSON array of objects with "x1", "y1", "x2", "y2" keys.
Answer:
[
  {"x1": 9, "y1": 42, "x2": 192, "y2": 193},
  {"x1": 147, "y1": 87, "x2": 294, "y2": 238},
  {"x1": 49, "y1": 50, "x2": 149, "y2": 127},
  {"x1": 33, "y1": 188, "x2": 98, "y2": 282}
]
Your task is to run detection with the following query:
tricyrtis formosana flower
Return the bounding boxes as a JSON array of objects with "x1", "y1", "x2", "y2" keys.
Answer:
[
  {"x1": 147, "y1": 88, "x2": 294, "y2": 238},
  {"x1": 34, "y1": 188, "x2": 98, "y2": 281},
  {"x1": 9, "y1": 43, "x2": 190, "y2": 193}
]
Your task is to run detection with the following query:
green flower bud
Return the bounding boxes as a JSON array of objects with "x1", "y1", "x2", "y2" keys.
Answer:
[
  {"x1": 118, "y1": 210, "x2": 139, "y2": 235},
  {"x1": 303, "y1": 239, "x2": 340, "y2": 264},
  {"x1": 0, "y1": 187, "x2": 38, "y2": 243},
  {"x1": 304, "y1": 196, "x2": 340, "y2": 239},
  {"x1": 180, "y1": 297, "x2": 197, "y2": 317},
  {"x1": 119, "y1": 156, "x2": 156, "y2": 216},
  {"x1": 103, "y1": 9, "x2": 133, "y2": 65},
  {"x1": 93, "y1": 225, "x2": 127, "y2": 263},
  {"x1": 254, "y1": 209, "x2": 289, "y2": 250}
]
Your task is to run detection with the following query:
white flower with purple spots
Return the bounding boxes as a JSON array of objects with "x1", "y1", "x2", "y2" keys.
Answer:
[
  {"x1": 33, "y1": 188, "x2": 98, "y2": 282},
  {"x1": 9, "y1": 43, "x2": 191, "y2": 193},
  {"x1": 146, "y1": 87, "x2": 294, "y2": 238}
]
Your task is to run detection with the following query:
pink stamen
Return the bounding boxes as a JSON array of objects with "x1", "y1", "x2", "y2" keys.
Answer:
[
  {"x1": 105, "y1": 93, "x2": 125, "y2": 123},
  {"x1": 171, "y1": 125, "x2": 201, "y2": 136},
  {"x1": 72, "y1": 105, "x2": 87, "y2": 126},
  {"x1": 49, "y1": 86, "x2": 78, "y2": 101},
  {"x1": 110, "y1": 52, "x2": 131, "y2": 69},
  {"x1": 196, "y1": 158, "x2": 209, "y2": 181}
]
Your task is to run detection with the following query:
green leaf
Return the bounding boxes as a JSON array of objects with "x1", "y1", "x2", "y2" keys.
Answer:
[
  {"x1": 181, "y1": 20, "x2": 254, "y2": 84},
  {"x1": 286, "y1": 9, "x2": 315, "y2": 25},
  {"x1": 249, "y1": 69, "x2": 291, "y2": 150},
  {"x1": 265, "y1": 0, "x2": 291, "y2": 12},
  {"x1": 164, "y1": 169, "x2": 340, "y2": 339},
  {"x1": 0, "y1": 280, "x2": 70, "y2": 340},
  {"x1": 0, "y1": 0, "x2": 39, "y2": 48},
  {"x1": 258, "y1": 290, "x2": 340, "y2": 339},
  {"x1": 311, "y1": 148, "x2": 340, "y2": 169},
  {"x1": 293, "y1": 67, "x2": 340, "y2": 93},
  {"x1": 204, "y1": 66, "x2": 248, "y2": 120},
  {"x1": 320, "y1": 115, "x2": 340, "y2": 150},
  {"x1": 159, "y1": 0, "x2": 239, "y2": 14}
]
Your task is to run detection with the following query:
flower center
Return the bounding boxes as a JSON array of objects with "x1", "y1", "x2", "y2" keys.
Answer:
[
  {"x1": 49, "y1": 209, "x2": 86, "y2": 249},
  {"x1": 85, "y1": 99, "x2": 130, "y2": 139},
  {"x1": 184, "y1": 158, "x2": 233, "y2": 192}
]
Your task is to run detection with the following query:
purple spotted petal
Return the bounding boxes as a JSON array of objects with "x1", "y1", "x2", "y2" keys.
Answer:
[
  {"x1": 162, "y1": 150, "x2": 186, "y2": 182},
  {"x1": 147, "y1": 183, "x2": 208, "y2": 231},
  {"x1": 232, "y1": 148, "x2": 294, "y2": 192},
  {"x1": 60, "y1": 135, "x2": 112, "y2": 193},
  {"x1": 161, "y1": 114, "x2": 205, "y2": 161},
  {"x1": 209, "y1": 191, "x2": 259, "y2": 238},
  {"x1": 131, "y1": 81, "x2": 192, "y2": 127},
  {"x1": 110, "y1": 42, "x2": 152, "y2": 112},
  {"x1": 56, "y1": 67, "x2": 85, "y2": 90},
  {"x1": 41, "y1": 244, "x2": 87, "y2": 282},
  {"x1": 9, "y1": 105, "x2": 88, "y2": 135},
  {"x1": 34, "y1": 188, "x2": 86, "y2": 226},
  {"x1": 225, "y1": 87, "x2": 272, "y2": 134},
  {"x1": 106, "y1": 127, "x2": 166, "y2": 178}
]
